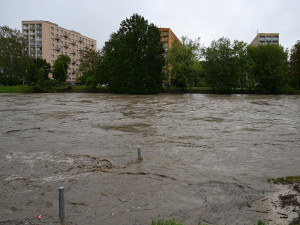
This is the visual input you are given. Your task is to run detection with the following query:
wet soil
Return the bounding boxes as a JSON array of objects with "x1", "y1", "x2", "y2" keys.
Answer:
[{"x1": 0, "y1": 93, "x2": 299, "y2": 225}]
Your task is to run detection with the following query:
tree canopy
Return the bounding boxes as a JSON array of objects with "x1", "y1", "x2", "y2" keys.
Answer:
[
  {"x1": 103, "y1": 14, "x2": 165, "y2": 94},
  {"x1": 167, "y1": 37, "x2": 202, "y2": 90},
  {"x1": 202, "y1": 37, "x2": 240, "y2": 93},
  {"x1": 0, "y1": 25, "x2": 29, "y2": 85},
  {"x1": 52, "y1": 55, "x2": 71, "y2": 86},
  {"x1": 247, "y1": 44, "x2": 288, "y2": 93},
  {"x1": 289, "y1": 40, "x2": 300, "y2": 89}
]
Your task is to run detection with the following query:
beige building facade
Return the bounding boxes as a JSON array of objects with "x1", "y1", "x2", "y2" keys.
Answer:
[
  {"x1": 250, "y1": 33, "x2": 279, "y2": 46},
  {"x1": 22, "y1": 20, "x2": 97, "y2": 83}
]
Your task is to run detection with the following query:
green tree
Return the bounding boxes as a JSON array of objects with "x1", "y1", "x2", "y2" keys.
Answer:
[
  {"x1": 232, "y1": 40, "x2": 248, "y2": 90},
  {"x1": 79, "y1": 48, "x2": 100, "y2": 88},
  {"x1": 289, "y1": 40, "x2": 300, "y2": 89},
  {"x1": 202, "y1": 37, "x2": 238, "y2": 93},
  {"x1": 33, "y1": 58, "x2": 51, "y2": 80},
  {"x1": 103, "y1": 14, "x2": 165, "y2": 94},
  {"x1": 0, "y1": 25, "x2": 29, "y2": 85},
  {"x1": 52, "y1": 55, "x2": 70, "y2": 86},
  {"x1": 247, "y1": 44, "x2": 288, "y2": 93},
  {"x1": 167, "y1": 36, "x2": 202, "y2": 90},
  {"x1": 26, "y1": 58, "x2": 51, "y2": 85}
]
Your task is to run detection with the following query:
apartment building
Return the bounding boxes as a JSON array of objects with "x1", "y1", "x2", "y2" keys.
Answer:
[
  {"x1": 159, "y1": 28, "x2": 181, "y2": 85},
  {"x1": 22, "y1": 20, "x2": 97, "y2": 83},
  {"x1": 159, "y1": 28, "x2": 181, "y2": 57},
  {"x1": 250, "y1": 33, "x2": 279, "y2": 46}
]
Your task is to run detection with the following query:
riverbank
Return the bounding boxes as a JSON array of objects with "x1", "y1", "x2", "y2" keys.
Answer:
[
  {"x1": 253, "y1": 183, "x2": 300, "y2": 225},
  {"x1": 1, "y1": 85, "x2": 300, "y2": 95}
]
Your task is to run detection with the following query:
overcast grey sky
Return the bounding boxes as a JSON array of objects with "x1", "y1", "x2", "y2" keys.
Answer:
[{"x1": 1, "y1": 0, "x2": 299, "y2": 50}]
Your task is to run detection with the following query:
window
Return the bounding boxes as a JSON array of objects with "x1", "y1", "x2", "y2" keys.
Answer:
[
  {"x1": 51, "y1": 49, "x2": 54, "y2": 53},
  {"x1": 51, "y1": 27, "x2": 54, "y2": 30},
  {"x1": 51, "y1": 54, "x2": 55, "y2": 58},
  {"x1": 51, "y1": 43, "x2": 54, "y2": 47},
  {"x1": 51, "y1": 32, "x2": 54, "y2": 36}
]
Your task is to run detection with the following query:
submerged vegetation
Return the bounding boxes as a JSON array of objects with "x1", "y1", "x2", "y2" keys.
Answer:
[{"x1": 268, "y1": 176, "x2": 300, "y2": 185}]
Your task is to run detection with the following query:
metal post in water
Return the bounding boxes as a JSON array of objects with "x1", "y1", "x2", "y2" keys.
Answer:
[
  {"x1": 137, "y1": 146, "x2": 141, "y2": 160},
  {"x1": 59, "y1": 187, "x2": 64, "y2": 219}
]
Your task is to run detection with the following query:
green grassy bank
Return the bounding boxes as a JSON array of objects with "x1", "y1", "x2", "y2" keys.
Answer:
[{"x1": 1, "y1": 85, "x2": 300, "y2": 95}]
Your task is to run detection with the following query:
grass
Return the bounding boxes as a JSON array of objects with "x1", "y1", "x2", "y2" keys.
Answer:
[
  {"x1": 268, "y1": 176, "x2": 300, "y2": 185},
  {"x1": 0, "y1": 85, "x2": 32, "y2": 93}
]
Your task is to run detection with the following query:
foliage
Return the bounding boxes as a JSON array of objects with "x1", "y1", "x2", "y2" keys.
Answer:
[
  {"x1": 289, "y1": 40, "x2": 300, "y2": 89},
  {"x1": 103, "y1": 14, "x2": 165, "y2": 94},
  {"x1": 0, "y1": 25, "x2": 29, "y2": 85},
  {"x1": 232, "y1": 40, "x2": 248, "y2": 90},
  {"x1": 167, "y1": 36, "x2": 202, "y2": 90},
  {"x1": 79, "y1": 48, "x2": 100, "y2": 87},
  {"x1": 151, "y1": 218, "x2": 185, "y2": 225},
  {"x1": 268, "y1": 176, "x2": 300, "y2": 185},
  {"x1": 247, "y1": 44, "x2": 288, "y2": 93},
  {"x1": 202, "y1": 37, "x2": 240, "y2": 93},
  {"x1": 25, "y1": 58, "x2": 51, "y2": 91},
  {"x1": 52, "y1": 55, "x2": 71, "y2": 86},
  {"x1": 257, "y1": 220, "x2": 266, "y2": 225}
]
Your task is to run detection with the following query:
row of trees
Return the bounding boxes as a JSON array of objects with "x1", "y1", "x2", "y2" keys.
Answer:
[
  {"x1": 0, "y1": 25, "x2": 71, "y2": 88},
  {"x1": 78, "y1": 14, "x2": 300, "y2": 94},
  {"x1": 168, "y1": 37, "x2": 300, "y2": 93},
  {"x1": 1, "y1": 14, "x2": 300, "y2": 94}
]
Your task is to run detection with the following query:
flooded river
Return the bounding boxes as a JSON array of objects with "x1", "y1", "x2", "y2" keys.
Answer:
[{"x1": 0, "y1": 93, "x2": 299, "y2": 225}]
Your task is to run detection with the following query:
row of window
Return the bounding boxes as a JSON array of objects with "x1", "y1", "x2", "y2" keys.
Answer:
[{"x1": 50, "y1": 26, "x2": 93, "y2": 43}]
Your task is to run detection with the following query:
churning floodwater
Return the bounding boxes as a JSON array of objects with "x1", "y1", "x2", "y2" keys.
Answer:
[{"x1": 0, "y1": 93, "x2": 299, "y2": 225}]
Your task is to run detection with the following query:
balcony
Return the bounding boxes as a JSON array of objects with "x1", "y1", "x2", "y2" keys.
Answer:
[
  {"x1": 79, "y1": 38, "x2": 83, "y2": 43},
  {"x1": 64, "y1": 43, "x2": 70, "y2": 48},
  {"x1": 71, "y1": 60, "x2": 76, "y2": 64},
  {"x1": 55, "y1": 46, "x2": 62, "y2": 51},
  {"x1": 55, "y1": 36, "x2": 61, "y2": 40},
  {"x1": 30, "y1": 43, "x2": 36, "y2": 47},
  {"x1": 63, "y1": 33, "x2": 70, "y2": 38}
]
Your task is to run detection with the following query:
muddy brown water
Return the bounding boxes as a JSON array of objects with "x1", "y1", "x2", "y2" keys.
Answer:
[{"x1": 0, "y1": 93, "x2": 299, "y2": 225}]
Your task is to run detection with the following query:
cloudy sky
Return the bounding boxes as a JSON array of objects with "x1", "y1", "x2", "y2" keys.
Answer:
[{"x1": 1, "y1": 0, "x2": 299, "y2": 50}]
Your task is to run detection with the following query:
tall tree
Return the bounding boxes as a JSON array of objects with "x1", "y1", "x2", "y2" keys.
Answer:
[
  {"x1": 0, "y1": 25, "x2": 29, "y2": 85},
  {"x1": 103, "y1": 14, "x2": 165, "y2": 94},
  {"x1": 289, "y1": 40, "x2": 300, "y2": 89},
  {"x1": 167, "y1": 36, "x2": 202, "y2": 90},
  {"x1": 247, "y1": 44, "x2": 288, "y2": 93},
  {"x1": 26, "y1": 58, "x2": 51, "y2": 85},
  {"x1": 202, "y1": 37, "x2": 238, "y2": 93},
  {"x1": 52, "y1": 55, "x2": 70, "y2": 86},
  {"x1": 79, "y1": 48, "x2": 100, "y2": 88},
  {"x1": 232, "y1": 40, "x2": 248, "y2": 90}
]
